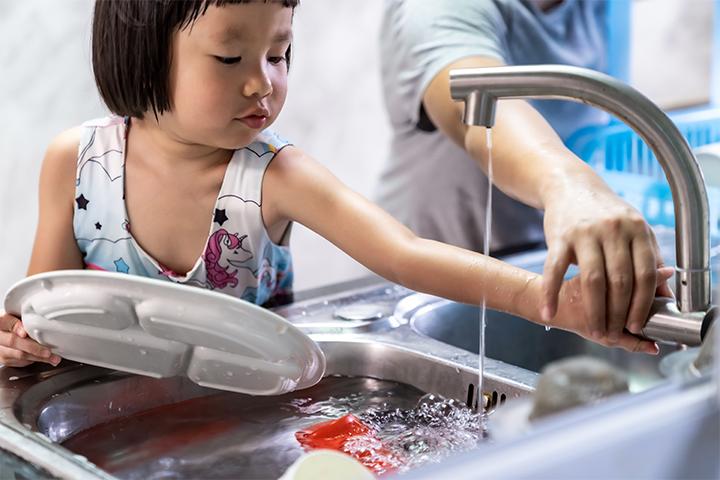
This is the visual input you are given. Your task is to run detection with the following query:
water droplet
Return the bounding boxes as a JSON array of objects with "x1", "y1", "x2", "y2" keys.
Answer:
[
  {"x1": 140, "y1": 349, "x2": 147, "y2": 355},
  {"x1": 8, "y1": 376, "x2": 19, "y2": 381},
  {"x1": 226, "y1": 371, "x2": 234, "y2": 377},
  {"x1": 545, "y1": 325, "x2": 552, "y2": 332}
]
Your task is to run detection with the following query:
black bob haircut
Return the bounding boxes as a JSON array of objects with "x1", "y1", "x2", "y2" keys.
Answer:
[{"x1": 92, "y1": 0, "x2": 299, "y2": 119}]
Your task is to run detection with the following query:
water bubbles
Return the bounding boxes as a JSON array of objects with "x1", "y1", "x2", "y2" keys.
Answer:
[{"x1": 354, "y1": 393, "x2": 484, "y2": 472}]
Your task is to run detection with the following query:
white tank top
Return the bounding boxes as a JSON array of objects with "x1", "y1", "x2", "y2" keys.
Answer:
[{"x1": 73, "y1": 116, "x2": 294, "y2": 306}]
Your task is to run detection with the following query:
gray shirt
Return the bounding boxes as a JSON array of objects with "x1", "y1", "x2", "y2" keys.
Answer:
[{"x1": 376, "y1": 0, "x2": 609, "y2": 254}]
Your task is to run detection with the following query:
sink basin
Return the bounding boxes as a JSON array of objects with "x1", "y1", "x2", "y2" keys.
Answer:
[
  {"x1": 406, "y1": 296, "x2": 678, "y2": 391},
  {"x1": 1, "y1": 282, "x2": 538, "y2": 479}
]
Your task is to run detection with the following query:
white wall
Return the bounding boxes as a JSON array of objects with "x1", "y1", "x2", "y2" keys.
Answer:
[
  {"x1": 0, "y1": 0, "x2": 387, "y2": 296},
  {"x1": 631, "y1": 0, "x2": 713, "y2": 109}
]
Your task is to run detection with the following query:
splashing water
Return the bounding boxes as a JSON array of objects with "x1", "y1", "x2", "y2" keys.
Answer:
[
  {"x1": 62, "y1": 376, "x2": 486, "y2": 479},
  {"x1": 296, "y1": 392, "x2": 485, "y2": 475}
]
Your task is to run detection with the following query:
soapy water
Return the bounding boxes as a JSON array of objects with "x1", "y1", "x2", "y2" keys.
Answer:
[
  {"x1": 295, "y1": 393, "x2": 485, "y2": 476},
  {"x1": 61, "y1": 376, "x2": 486, "y2": 479}
]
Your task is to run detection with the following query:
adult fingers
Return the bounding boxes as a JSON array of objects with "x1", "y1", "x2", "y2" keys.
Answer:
[
  {"x1": 626, "y1": 235, "x2": 659, "y2": 334},
  {"x1": 652, "y1": 234, "x2": 675, "y2": 298},
  {"x1": 603, "y1": 237, "x2": 634, "y2": 342},
  {"x1": 541, "y1": 241, "x2": 573, "y2": 323},
  {"x1": 574, "y1": 238, "x2": 607, "y2": 339}
]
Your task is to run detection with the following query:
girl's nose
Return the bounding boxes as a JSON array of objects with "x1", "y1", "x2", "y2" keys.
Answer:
[{"x1": 243, "y1": 64, "x2": 273, "y2": 99}]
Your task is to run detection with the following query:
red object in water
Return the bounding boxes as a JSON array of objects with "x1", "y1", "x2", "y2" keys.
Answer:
[{"x1": 295, "y1": 414, "x2": 403, "y2": 475}]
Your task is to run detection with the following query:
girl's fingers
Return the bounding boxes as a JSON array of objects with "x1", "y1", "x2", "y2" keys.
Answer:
[
  {"x1": 0, "y1": 331, "x2": 53, "y2": 360},
  {"x1": 0, "y1": 314, "x2": 20, "y2": 335},
  {"x1": 12, "y1": 321, "x2": 28, "y2": 338},
  {"x1": 598, "y1": 331, "x2": 658, "y2": 355},
  {"x1": 0, "y1": 345, "x2": 53, "y2": 366}
]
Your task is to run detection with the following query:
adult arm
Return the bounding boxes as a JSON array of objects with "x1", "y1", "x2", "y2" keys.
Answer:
[{"x1": 422, "y1": 55, "x2": 670, "y2": 342}]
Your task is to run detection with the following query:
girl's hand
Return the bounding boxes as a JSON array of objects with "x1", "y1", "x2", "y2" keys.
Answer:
[
  {"x1": 547, "y1": 266, "x2": 675, "y2": 354},
  {"x1": 0, "y1": 312, "x2": 61, "y2": 367}
]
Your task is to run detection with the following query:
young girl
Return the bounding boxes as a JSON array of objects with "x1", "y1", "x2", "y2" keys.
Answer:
[{"x1": 0, "y1": 0, "x2": 670, "y2": 368}]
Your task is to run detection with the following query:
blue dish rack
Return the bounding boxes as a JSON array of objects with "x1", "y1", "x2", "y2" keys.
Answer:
[
  {"x1": 582, "y1": 0, "x2": 720, "y2": 236},
  {"x1": 565, "y1": 108, "x2": 720, "y2": 237}
]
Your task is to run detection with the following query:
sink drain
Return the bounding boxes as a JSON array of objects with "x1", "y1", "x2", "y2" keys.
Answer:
[{"x1": 333, "y1": 304, "x2": 386, "y2": 322}]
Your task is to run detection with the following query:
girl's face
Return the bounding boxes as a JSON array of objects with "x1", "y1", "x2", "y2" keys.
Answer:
[{"x1": 162, "y1": 2, "x2": 293, "y2": 150}]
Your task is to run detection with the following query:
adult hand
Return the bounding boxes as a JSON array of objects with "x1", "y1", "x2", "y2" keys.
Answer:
[
  {"x1": 549, "y1": 266, "x2": 674, "y2": 353},
  {"x1": 0, "y1": 312, "x2": 61, "y2": 367},
  {"x1": 541, "y1": 189, "x2": 673, "y2": 343}
]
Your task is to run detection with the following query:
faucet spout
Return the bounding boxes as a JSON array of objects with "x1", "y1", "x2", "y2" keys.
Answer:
[{"x1": 450, "y1": 65, "x2": 712, "y2": 345}]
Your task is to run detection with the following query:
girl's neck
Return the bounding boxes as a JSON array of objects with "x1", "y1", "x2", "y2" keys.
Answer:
[{"x1": 129, "y1": 116, "x2": 233, "y2": 171}]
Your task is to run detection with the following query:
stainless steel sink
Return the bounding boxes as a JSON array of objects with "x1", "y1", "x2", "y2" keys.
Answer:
[
  {"x1": 401, "y1": 239, "x2": 683, "y2": 392},
  {"x1": 0, "y1": 281, "x2": 537, "y2": 479},
  {"x1": 405, "y1": 295, "x2": 679, "y2": 392},
  {"x1": 0, "y1": 234, "x2": 693, "y2": 478}
]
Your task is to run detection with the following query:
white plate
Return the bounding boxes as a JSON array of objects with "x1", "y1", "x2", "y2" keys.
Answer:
[{"x1": 4, "y1": 270, "x2": 325, "y2": 395}]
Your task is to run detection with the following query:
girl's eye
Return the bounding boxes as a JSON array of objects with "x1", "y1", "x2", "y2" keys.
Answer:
[
  {"x1": 268, "y1": 56, "x2": 286, "y2": 65},
  {"x1": 215, "y1": 56, "x2": 241, "y2": 65}
]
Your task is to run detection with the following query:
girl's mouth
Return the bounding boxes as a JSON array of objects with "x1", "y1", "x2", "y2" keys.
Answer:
[{"x1": 238, "y1": 115, "x2": 268, "y2": 129}]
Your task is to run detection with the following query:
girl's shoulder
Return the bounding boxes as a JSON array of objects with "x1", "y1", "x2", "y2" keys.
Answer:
[
  {"x1": 45, "y1": 126, "x2": 83, "y2": 169},
  {"x1": 249, "y1": 129, "x2": 292, "y2": 154},
  {"x1": 45, "y1": 116, "x2": 122, "y2": 168},
  {"x1": 80, "y1": 116, "x2": 126, "y2": 129}
]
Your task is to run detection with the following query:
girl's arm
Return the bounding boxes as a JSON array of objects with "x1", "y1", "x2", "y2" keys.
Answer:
[
  {"x1": 263, "y1": 146, "x2": 662, "y2": 353},
  {"x1": 0, "y1": 129, "x2": 83, "y2": 367},
  {"x1": 27, "y1": 128, "x2": 85, "y2": 274}
]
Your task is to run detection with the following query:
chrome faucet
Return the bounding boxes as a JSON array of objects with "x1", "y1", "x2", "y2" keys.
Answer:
[{"x1": 449, "y1": 65, "x2": 716, "y2": 346}]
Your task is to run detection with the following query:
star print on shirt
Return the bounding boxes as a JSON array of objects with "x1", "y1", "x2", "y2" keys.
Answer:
[
  {"x1": 95, "y1": 222, "x2": 102, "y2": 230},
  {"x1": 76, "y1": 194, "x2": 90, "y2": 210},
  {"x1": 214, "y1": 208, "x2": 229, "y2": 226},
  {"x1": 114, "y1": 258, "x2": 130, "y2": 274}
]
